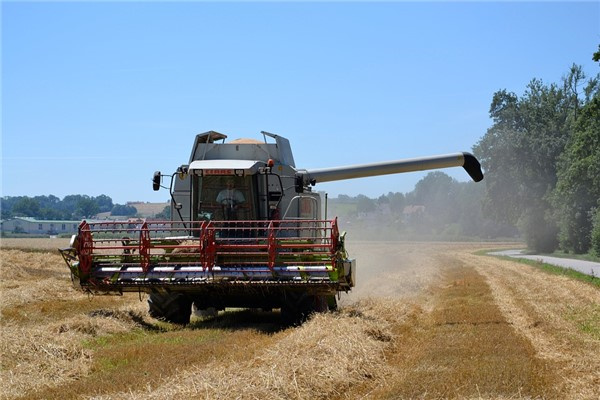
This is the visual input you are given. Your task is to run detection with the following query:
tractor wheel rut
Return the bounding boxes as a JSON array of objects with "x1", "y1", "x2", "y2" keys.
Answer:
[{"x1": 356, "y1": 254, "x2": 560, "y2": 399}]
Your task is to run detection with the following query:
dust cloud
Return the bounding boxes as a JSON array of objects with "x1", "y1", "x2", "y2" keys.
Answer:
[{"x1": 341, "y1": 240, "x2": 444, "y2": 305}]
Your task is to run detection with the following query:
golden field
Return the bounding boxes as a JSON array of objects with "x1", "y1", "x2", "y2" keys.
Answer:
[{"x1": 0, "y1": 239, "x2": 598, "y2": 399}]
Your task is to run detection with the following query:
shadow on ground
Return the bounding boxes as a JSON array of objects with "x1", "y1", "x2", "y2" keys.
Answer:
[{"x1": 187, "y1": 308, "x2": 289, "y2": 333}]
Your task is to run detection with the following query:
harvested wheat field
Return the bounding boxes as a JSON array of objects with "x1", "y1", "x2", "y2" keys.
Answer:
[{"x1": 1, "y1": 239, "x2": 599, "y2": 399}]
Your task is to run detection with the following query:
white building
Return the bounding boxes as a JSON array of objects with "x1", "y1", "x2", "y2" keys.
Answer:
[{"x1": 1, "y1": 217, "x2": 81, "y2": 235}]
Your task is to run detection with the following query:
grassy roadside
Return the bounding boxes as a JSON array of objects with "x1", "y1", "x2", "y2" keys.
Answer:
[
  {"x1": 480, "y1": 252, "x2": 600, "y2": 341},
  {"x1": 538, "y1": 250, "x2": 600, "y2": 263},
  {"x1": 479, "y1": 250, "x2": 600, "y2": 288}
]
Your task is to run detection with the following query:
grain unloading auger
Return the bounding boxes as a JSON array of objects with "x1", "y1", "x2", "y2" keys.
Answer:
[{"x1": 60, "y1": 131, "x2": 483, "y2": 324}]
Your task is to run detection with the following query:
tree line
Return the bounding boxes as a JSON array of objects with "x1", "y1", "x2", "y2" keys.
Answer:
[
  {"x1": 1, "y1": 195, "x2": 138, "y2": 220},
  {"x1": 474, "y1": 47, "x2": 600, "y2": 255},
  {"x1": 328, "y1": 171, "x2": 516, "y2": 241}
]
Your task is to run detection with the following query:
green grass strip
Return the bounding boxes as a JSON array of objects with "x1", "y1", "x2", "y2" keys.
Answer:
[
  {"x1": 536, "y1": 250, "x2": 600, "y2": 263},
  {"x1": 479, "y1": 250, "x2": 600, "y2": 289}
]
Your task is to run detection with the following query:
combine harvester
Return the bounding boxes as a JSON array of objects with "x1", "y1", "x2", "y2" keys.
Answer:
[{"x1": 61, "y1": 131, "x2": 483, "y2": 324}]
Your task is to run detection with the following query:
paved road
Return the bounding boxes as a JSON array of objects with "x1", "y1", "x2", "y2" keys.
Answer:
[{"x1": 489, "y1": 249, "x2": 600, "y2": 277}]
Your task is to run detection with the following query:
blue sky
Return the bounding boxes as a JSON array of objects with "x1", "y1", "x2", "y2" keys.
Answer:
[{"x1": 2, "y1": 1, "x2": 599, "y2": 204}]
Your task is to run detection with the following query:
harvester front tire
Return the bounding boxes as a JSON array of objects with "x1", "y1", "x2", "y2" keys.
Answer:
[
  {"x1": 148, "y1": 293, "x2": 193, "y2": 325},
  {"x1": 281, "y1": 293, "x2": 329, "y2": 325}
]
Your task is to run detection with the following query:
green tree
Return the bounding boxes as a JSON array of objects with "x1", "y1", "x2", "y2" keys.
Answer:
[
  {"x1": 413, "y1": 172, "x2": 459, "y2": 229},
  {"x1": 94, "y1": 194, "x2": 114, "y2": 213},
  {"x1": 60, "y1": 195, "x2": 87, "y2": 218},
  {"x1": 336, "y1": 194, "x2": 352, "y2": 203},
  {"x1": 356, "y1": 195, "x2": 376, "y2": 214},
  {"x1": 39, "y1": 207, "x2": 68, "y2": 220},
  {"x1": 155, "y1": 205, "x2": 171, "y2": 220},
  {"x1": 472, "y1": 90, "x2": 523, "y2": 225},
  {"x1": 76, "y1": 198, "x2": 100, "y2": 218},
  {"x1": 2, "y1": 194, "x2": 115, "y2": 220},
  {"x1": 473, "y1": 68, "x2": 590, "y2": 252},
  {"x1": 34, "y1": 195, "x2": 70, "y2": 219},
  {"x1": 552, "y1": 95, "x2": 600, "y2": 253},
  {"x1": 591, "y1": 209, "x2": 600, "y2": 256},
  {"x1": 1, "y1": 196, "x2": 21, "y2": 219},
  {"x1": 387, "y1": 192, "x2": 406, "y2": 214},
  {"x1": 455, "y1": 181, "x2": 485, "y2": 237},
  {"x1": 12, "y1": 197, "x2": 41, "y2": 217},
  {"x1": 34, "y1": 195, "x2": 61, "y2": 210},
  {"x1": 111, "y1": 204, "x2": 138, "y2": 216},
  {"x1": 377, "y1": 194, "x2": 389, "y2": 205}
]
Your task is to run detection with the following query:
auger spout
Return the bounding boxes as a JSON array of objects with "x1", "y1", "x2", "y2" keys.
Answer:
[{"x1": 299, "y1": 152, "x2": 483, "y2": 186}]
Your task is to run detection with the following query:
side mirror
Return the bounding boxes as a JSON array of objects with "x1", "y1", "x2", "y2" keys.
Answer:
[{"x1": 153, "y1": 171, "x2": 161, "y2": 191}]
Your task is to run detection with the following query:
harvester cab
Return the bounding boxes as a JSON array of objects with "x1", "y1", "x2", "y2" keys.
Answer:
[
  {"x1": 161, "y1": 131, "x2": 322, "y2": 227},
  {"x1": 60, "y1": 131, "x2": 483, "y2": 325}
]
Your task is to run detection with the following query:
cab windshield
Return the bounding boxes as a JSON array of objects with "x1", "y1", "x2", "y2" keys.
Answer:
[{"x1": 193, "y1": 176, "x2": 256, "y2": 221}]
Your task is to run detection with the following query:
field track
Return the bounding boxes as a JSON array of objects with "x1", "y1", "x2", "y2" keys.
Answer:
[{"x1": 1, "y1": 239, "x2": 598, "y2": 399}]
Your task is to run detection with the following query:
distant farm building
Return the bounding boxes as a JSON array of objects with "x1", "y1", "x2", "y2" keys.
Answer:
[{"x1": 1, "y1": 217, "x2": 81, "y2": 235}]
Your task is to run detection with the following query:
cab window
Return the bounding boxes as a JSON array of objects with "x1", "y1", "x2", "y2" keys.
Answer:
[{"x1": 194, "y1": 176, "x2": 255, "y2": 221}]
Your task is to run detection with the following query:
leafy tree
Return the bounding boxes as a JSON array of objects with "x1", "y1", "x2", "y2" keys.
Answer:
[
  {"x1": 356, "y1": 195, "x2": 376, "y2": 214},
  {"x1": 3, "y1": 195, "x2": 65, "y2": 219},
  {"x1": 12, "y1": 197, "x2": 41, "y2": 217},
  {"x1": 552, "y1": 95, "x2": 600, "y2": 253},
  {"x1": 1, "y1": 194, "x2": 115, "y2": 220},
  {"x1": 1, "y1": 196, "x2": 21, "y2": 218},
  {"x1": 39, "y1": 207, "x2": 69, "y2": 220},
  {"x1": 155, "y1": 205, "x2": 171, "y2": 220},
  {"x1": 387, "y1": 192, "x2": 406, "y2": 214},
  {"x1": 473, "y1": 90, "x2": 522, "y2": 225},
  {"x1": 33, "y1": 195, "x2": 61, "y2": 210},
  {"x1": 94, "y1": 194, "x2": 114, "y2": 213},
  {"x1": 473, "y1": 67, "x2": 591, "y2": 252},
  {"x1": 455, "y1": 181, "x2": 485, "y2": 237},
  {"x1": 60, "y1": 195, "x2": 87, "y2": 218},
  {"x1": 591, "y1": 208, "x2": 600, "y2": 256},
  {"x1": 377, "y1": 194, "x2": 389, "y2": 204},
  {"x1": 33, "y1": 195, "x2": 71, "y2": 219},
  {"x1": 76, "y1": 198, "x2": 100, "y2": 218},
  {"x1": 412, "y1": 172, "x2": 459, "y2": 228},
  {"x1": 111, "y1": 204, "x2": 138, "y2": 216},
  {"x1": 336, "y1": 194, "x2": 352, "y2": 203}
]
